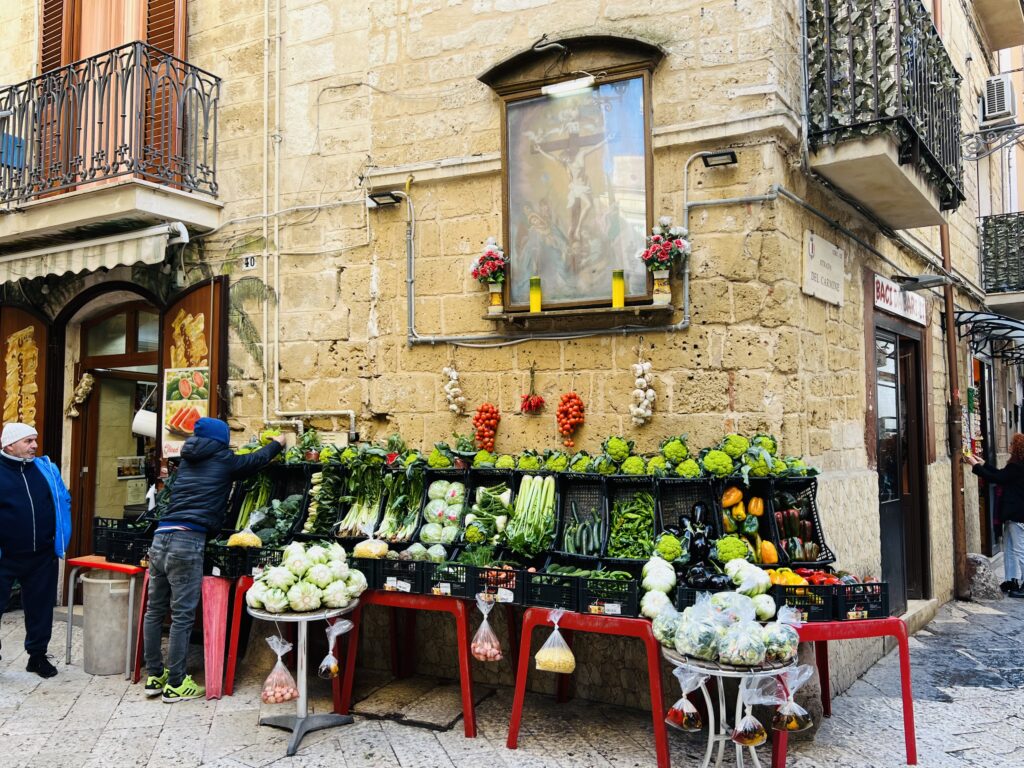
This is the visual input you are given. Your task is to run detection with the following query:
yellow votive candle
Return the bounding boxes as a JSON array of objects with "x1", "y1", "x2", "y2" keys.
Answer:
[
  {"x1": 529, "y1": 276, "x2": 542, "y2": 312},
  {"x1": 612, "y1": 270, "x2": 625, "y2": 308}
]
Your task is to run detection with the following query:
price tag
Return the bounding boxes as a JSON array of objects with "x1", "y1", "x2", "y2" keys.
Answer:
[
  {"x1": 385, "y1": 577, "x2": 397, "y2": 591},
  {"x1": 433, "y1": 583, "x2": 451, "y2": 596},
  {"x1": 603, "y1": 603, "x2": 622, "y2": 615},
  {"x1": 496, "y1": 588, "x2": 514, "y2": 603},
  {"x1": 211, "y1": 566, "x2": 222, "y2": 577},
  {"x1": 396, "y1": 580, "x2": 411, "y2": 593}
]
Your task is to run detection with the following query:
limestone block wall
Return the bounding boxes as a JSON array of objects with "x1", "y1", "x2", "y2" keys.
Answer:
[{"x1": 0, "y1": 4, "x2": 37, "y2": 85}]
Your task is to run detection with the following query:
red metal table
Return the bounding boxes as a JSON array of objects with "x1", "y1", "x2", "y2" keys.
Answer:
[
  {"x1": 771, "y1": 617, "x2": 917, "y2": 767},
  {"x1": 64, "y1": 555, "x2": 146, "y2": 679},
  {"x1": 338, "y1": 589, "x2": 477, "y2": 737},
  {"x1": 506, "y1": 607, "x2": 670, "y2": 768}
]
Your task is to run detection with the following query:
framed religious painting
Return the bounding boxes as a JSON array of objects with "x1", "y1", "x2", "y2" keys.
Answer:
[{"x1": 501, "y1": 69, "x2": 653, "y2": 310}]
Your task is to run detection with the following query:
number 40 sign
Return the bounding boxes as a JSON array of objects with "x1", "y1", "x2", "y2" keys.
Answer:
[{"x1": 241, "y1": 255, "x2": 258, "y2": 270}]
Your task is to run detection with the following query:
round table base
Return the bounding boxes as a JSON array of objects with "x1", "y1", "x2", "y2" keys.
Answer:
[{"x1": 260, "y1": 712, "x2": 355, "y2": 756}]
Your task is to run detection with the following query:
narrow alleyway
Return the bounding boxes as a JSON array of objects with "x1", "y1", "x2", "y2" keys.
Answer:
[{"x1": 0, "y1": 598, "x2": 1020, "y2": 768}]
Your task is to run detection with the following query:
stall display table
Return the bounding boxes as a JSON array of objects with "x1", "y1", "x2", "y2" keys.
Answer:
[
  {"x1": 248, "y1": 602, "x2": 358, "y2": 757},
  {"x1": 338, "y1": 590, "x2": 477, "y2": 737},
  {"x1": 663, "y1": 648, "x2": 794, "y2": 768},
  {"x1": 506, "y1": 608, "x2": 669, "y2": 768},
  {"x1": 769, "y1": 617, "x2": 916, "y2": 767},
  {"x1": 64, "y1": 555, "x2": 146, "y2": 679}
]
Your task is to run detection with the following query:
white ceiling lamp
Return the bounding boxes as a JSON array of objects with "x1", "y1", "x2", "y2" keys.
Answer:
[{"x1": 541, "y1": 73, "x2": 595, "y2": 97}]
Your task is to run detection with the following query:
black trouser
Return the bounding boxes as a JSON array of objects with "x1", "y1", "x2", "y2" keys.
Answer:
[{"x1": 0, "y1": 549, "x2": 58, "y2": 656}]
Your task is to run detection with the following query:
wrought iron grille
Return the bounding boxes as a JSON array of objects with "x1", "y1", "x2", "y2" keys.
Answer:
[
  {"x1": 980, "y1": 213, "x2": 1024, "y2": 294},
  {"x1": 805, "y1": 0, "x2": 964, "y2": 211},
  {"x1": 0, "y1": 41, "x2": 219, "y2": 205}
]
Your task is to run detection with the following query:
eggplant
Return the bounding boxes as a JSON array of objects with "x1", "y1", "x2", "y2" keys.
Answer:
[
  {"x1": 686, "y1": 563, "x2": 711, "y2": 589},
  {"x1": 707, "y1": 573, "x2": 733, "y2": 591},
  {"x1": 677, "y1": 515, "x2": 693, "y2": 531},
  {"x1": 690, "y1": 532, "x2": 710, "y2": 562},
  {"x1": 691, "y1": 502, "x2": 708, "y2": 527}
]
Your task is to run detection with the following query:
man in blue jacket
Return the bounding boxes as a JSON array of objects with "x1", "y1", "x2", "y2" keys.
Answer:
[
  {"x1": 143, "y1": 417, "x2": 284, "y2": 702},
  {"x1": 0, "y1": 422, "x2": 72, "y2": 678}
]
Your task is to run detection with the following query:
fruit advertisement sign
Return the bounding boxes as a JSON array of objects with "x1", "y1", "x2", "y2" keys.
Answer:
[{"x1": 162, "y1": 367, "x2": 210, "y2": 458}]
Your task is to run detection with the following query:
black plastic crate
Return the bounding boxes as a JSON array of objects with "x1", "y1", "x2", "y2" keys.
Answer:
[
  {"x1": 657, "y1": 478, "x2": 720, "y2": 537},
  {"x1": 372, "y1": 466, "x2": 428, "y2": 545},
  {"x1": 380, "y1": 559, "x2": 426, "y2": 594},
  {"x1": 603, "y1": 476, "x2": 659, "y2": 564},
  {"x1": 93, "y1": 517, "x2": 151, "y2": 558},
  {"x1": 833, "y1": 582, "x2": 889, "y2": 620},
  {"x1": 504, "y1": 472, "x2": 559, "y2": 558},
  {"x1": 425, "y1": 562, "x2": 474, "y2": 598},
  {"x1": 525, "y1": 570, "x2": 579, "y2": 610},
  {"x1": 229, "y1": 463, "x2": 313, "y2": 544},
  {"x1": 106, "y1": 525, "x2": 154, "y2": 566},
  {"x1": 579, "y1": 576, "x2": 638, "y2": 616},
  {"x1": 204, "y1": 540, "x2": 249, "y2": 579},
  {"x1": 715, "y1": 479, "x2": 786, "y2": 567},
  {"x1": 771, "y1": 478, "x2": 836, "y2": 567},
  {"x1": 296, "y1": 465, "x2": 349, "y2": 540},
  {"x1": 554, "y1": 475, "x2": 606, "y2": 559},
  {"x1": 350, "y1": 557, "x2": 381, "y2": 590},
  {"x1": 673, "y1": 584, "x2": 733, "y2": 612},
  {"x1": 472, "y1": 564, "x2": 525, "y2": 604},
  {"x1": 771, "y1": 584, "x2": 834, "y2": 623}
]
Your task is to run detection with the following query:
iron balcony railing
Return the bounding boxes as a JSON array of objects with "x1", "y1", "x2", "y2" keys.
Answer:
[
  {"x1": 0, "y1": 41, "x2": 219, "y2": 205},
  {"x1": 980, "y1": 213, "x2": 1024, "y2": 294},
  {"x1": 805, "y1": 0, "x2": 965, "y2": 212}
]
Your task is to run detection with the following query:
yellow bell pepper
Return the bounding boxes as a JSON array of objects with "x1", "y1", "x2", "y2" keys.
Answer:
[
  {"x1": 731, "y1": 501, "x2": 747, "y2": 522},
  {"x1": 748, "y1": 497, "x2": 764, "y2": 517}
]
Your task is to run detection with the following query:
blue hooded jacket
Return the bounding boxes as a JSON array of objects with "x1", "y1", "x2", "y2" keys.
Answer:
[{"x1": 0, "y1": 452, "x2": 72, "y2": 559}]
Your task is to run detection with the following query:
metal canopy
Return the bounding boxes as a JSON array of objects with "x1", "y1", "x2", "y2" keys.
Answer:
[{"x1": 955, "y1": 311, "x2": 1024, "y2": 363}]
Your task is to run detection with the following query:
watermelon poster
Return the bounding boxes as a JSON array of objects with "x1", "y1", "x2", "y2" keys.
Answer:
[{"x1": 162, "y1": 367, "x2": 210, "y2": 458}]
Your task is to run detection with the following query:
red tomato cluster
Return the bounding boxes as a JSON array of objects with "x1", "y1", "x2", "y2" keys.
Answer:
[
  {"x1": 520, "y1": 393, "x2": 545, "y2": 414},
  {"x1": 556, "y1": 392, "x2": 585, "y2": 448},
  {"x1": 472, "y1": 403, "x2": 500, "y2": 451}
]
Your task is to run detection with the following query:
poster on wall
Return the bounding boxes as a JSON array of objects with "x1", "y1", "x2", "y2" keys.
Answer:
[
  {"x1": 0, "y1": 307, "x2": 47, "y2": 450},
  {"x1": 162, "y1": 368, "x2": 210, "y2": 458}
]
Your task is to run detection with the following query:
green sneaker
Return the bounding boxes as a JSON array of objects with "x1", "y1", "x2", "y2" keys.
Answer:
[
  {"x1": 144, "y1": 669, "x2": 169, "y2": 698},
  {"x1": 161, "y1": 674, "x2": 204, "y2": 703}
]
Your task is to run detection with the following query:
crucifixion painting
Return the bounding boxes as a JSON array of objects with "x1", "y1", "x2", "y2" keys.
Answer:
[{"x1": 506, "y1": 76, "x2": 650, "y2": 308}]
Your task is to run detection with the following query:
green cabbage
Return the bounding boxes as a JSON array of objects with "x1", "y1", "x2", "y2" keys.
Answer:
[
  {"x1": 420, "y1": 523, "x2": 444, "y2": 544},
  {"x1": 440, "y1": 525, "x2": 459, "y2": 545},
  {"x1": 426, "y1": 544, "x2": 447, "y2": 563},
  {"x1": 444, "y1": 483, "x2": 466, "y2": 505},
  {"x1": 427, "y1": 480, "x2": 450, "y2": 500},
  {"x1": 424, "y1": 499, "x2": 447, "y2": 523}
]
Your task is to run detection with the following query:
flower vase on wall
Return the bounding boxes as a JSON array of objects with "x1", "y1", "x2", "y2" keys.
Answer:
[
  {"x1": 652, "y1": 269, "x2": 671, "y2": 305},
  {"x1": 488, "y1": 283, "x2": 504, "y2": 315}
]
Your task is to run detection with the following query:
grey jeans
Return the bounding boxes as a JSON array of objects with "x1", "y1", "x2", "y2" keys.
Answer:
[{"x1": 143, "y1": 530, "x2": 205, "y2": 686}]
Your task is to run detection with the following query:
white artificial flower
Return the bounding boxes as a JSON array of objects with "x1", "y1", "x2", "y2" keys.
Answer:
[{"x1": 658, "y1": 215, "x2": 673, "y2": 228}]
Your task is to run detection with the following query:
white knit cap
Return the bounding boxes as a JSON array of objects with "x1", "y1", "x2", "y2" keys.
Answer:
[{"x1": 2, "y1": 422, "x2": 37, "y2": 448}]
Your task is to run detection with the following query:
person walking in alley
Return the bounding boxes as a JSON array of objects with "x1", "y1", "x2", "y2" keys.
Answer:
[
  {"x1": 143, "y1": 418, "x2": 284, "y2": 702},
  {"x1": 0, "y1": 422, "x2": 72, "y2": 678},
  {"x1": 964, "y1": 433, "x2": 1024, "y2": 597}
]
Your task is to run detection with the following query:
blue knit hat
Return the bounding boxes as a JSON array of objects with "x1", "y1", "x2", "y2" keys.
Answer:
[{"x1": 193, "y1": 417, "x2": 230, "y2": 445}]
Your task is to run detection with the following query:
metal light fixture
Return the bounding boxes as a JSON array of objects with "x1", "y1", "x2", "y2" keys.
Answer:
[
  {"x1": 366, "y1": 191, "x2": 402, "y2": 208},
  {"x1": 701, "y1": 150, "x2": 738, "y2": 168},
  {"x1": 891, "y1": 273, "x2": 951, "y2": 291},
  {"x1": 541, "y1": 73, "x2": 595, "y2": 97}
]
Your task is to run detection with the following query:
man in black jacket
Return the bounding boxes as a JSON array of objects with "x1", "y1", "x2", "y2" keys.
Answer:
[{"x1": 143, "y1": 418, "x2": 284, "y2": 702}]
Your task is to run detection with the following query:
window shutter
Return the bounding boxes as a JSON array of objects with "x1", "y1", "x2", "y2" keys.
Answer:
[
  {"x1": 146, "y1": 0, "x2": 186, "y2": 58},
  {"x1": 40, "y1": 0, "x2": 68, "y2": 73}
]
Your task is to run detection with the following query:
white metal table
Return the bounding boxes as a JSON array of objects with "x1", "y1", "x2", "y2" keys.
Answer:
[
  {"x1": 248, "y1": 601, "x2": 358, "y2": 756},
  {"x1": 663, "y1": 648, "x2": 794, "y2": 768}
]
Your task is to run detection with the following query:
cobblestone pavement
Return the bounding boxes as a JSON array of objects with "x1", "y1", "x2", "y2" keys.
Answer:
[{"x1": 0, "y1": 596, "x2": 1021, "y2": 768}]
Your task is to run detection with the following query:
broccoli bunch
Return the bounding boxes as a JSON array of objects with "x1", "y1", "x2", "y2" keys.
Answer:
[
  {"x1": 494, "y1": 454, "x2": 516, "y2": 470},
  {"x1": 517, "y1": 451, "x2": 542, "y2": 471},
  {"x1": 751, "y1": 433, "x2": 778, "y2": 457},
  {"x1": 659, "y1": 435, "x2": 689, "y2": 465},
  {"x1": 720, "y1": 433, "x2": 750, "y2": 460},
  {"x1": 543, "y1": 450, "x2": 569, "y2": 472},
  {"x1": 568, "y1": 452, "x2": 592, "y2": 473},
  {"x1": 472, "y1": 449, "x2": 494, "y2": 467},
  {"x1": 714, "y1": 535, "x2": 751, "y2": 563},
  {"x1": 645, "y1": 455, "x2": 668, "y2": 476},
  {"x1": 700, "y1": 449, "x2": 735, "y2": 478},
  {"x1": 602, "y1": 436, "x2": 634, "y2": 463},
  {"x1": 427, "y1": 445, "x2": 453, "y2": 468},
  {"x1": 674, "y1": 458, "x2": 702, "y2": 478},
  {"x1": 620, "y1": 456, "x2": 646, "y2": 475},
  {"x1": 592, "y1": 454, "x2": 618, "y2": 475}
]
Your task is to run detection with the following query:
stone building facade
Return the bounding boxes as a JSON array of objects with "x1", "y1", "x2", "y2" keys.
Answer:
[{"x1": 0, "y1": 0, "x2": 1022, "y2": 705}]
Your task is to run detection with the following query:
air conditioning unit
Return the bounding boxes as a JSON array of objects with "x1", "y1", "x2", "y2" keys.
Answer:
[{"x1": 981, "y1": 75, "x2": 1016, "y2": 127}]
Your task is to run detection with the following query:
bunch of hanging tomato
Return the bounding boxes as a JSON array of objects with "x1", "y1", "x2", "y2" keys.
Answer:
[
  {"x1": 556, "y1": 392, "x2": 585, "y2": 448},
  {"x1": 472, "y1": 403, "x2": 500, "y2": 451}
]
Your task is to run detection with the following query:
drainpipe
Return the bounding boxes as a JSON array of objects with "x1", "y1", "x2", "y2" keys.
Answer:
[{"x1": 933, "y1": 0, "x2": 970, "y2": 601}]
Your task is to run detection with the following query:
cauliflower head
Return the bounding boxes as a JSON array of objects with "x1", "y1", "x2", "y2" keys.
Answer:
[
  {"x1": 752, "y1": 433, "x2": 778, "y2": 457},
  {"x1": 720, "y1": 434, "x2": 750, "y2": 460},
  {"x1": 543, "y1": 451, "x2": 569, "y2": 472},
  {"x1": 674, "y1": 458, "x2": 701, "y2": 478},
  {"x1": 714, "y1": 535, "x2": 751, "y2": 563},
  {"x1": 660, "y1": 436, "x2": 689, "y2": 464},
  {"x1": 620, "y1": 456, "x2": 646, "y2": 475},
  {"x1": 645, "y1": 455, "x2": 668, "y2": 476},
  {"x1": 655, "y1": 533, "x2": 684, "y2": 562},
  {"x1": 568, "y1": 452, "x2": 592, "y2": 473},
  {"x1": 602, "y1": 436, "x2": 634, "y2": 463},
  {"x1": 701, "y1": 449, "x2": 735, "y2": 478},
  {"x1": 494, "y1": 454, "x2": 516, "y2": 470}
]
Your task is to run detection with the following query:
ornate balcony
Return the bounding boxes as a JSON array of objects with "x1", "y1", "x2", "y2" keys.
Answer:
[
  {"x1": 804, "y1": 0, "x2": 965, "y2": 229},
  {"x1": 980, "y1": 213, "x2": 1024, "y2": 318}
]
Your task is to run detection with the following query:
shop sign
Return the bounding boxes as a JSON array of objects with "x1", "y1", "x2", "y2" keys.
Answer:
[
  {"x1": 873, "y1": 274, "x2": 927, "y2": 326},
  {"x1": 803, "y1": 232, "x2": 844, "y2": 306},
  {"x1": 162, "y1": 367, "x2": 210, "y2": 458}
]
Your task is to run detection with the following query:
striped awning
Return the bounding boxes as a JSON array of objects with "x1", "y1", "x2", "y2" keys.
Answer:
[{"x1": 0, "y1": 224, "x2": 178, "y2": 284}]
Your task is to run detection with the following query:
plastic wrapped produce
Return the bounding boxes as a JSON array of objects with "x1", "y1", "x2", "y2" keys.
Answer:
[
  {"x1": 762, "y1": 605, "x2": 802, "y2": 662},
  {"x1": 709, "y1": 591, "x2": 757, "y2": 624},
  {"x1": 665, "y1": 667, "x2": 708, "y2": 732},
  {"x1": 731, "y1": 677, "x2": 781, "y2": 746},
  {"x1": 718, "y1": 621, "x2": 767, "y2": 666},
  {"x1": 262, "y1": 636, "x2": 300, "y2": 704},
  {"x1": 652, "y1": 604, "x2": 681, "y2": 649},
  {"x1": 471, "y1": 595, "x2": 503, "y2": 662},
  {"x1": 772, "y1": 665, "x2": 814, "y2": 732},
  {"x1": 535, "y1": 609, "x2": 576, "y2": 673},
  {"x1": 674, "y1": 594, "x2": 724, "y2": 661},
  {"x1": 317, "y1": 619, "x2": 353, "y2": 679}
]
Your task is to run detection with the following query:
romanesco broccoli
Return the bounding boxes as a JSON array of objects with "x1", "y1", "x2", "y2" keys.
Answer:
[
  {"x1": 543, "y1": 451, "x2": 569, "y2": 472},
  {"x1": 568, "y1": 452, "x2": 592, "y2": 473},
  {"x1": 340, "y1": 446, "x2": 358, "y2": 463},
  {"x1": 769, "y1": 458, "x2": 788, "y2": 476},
  {"x1": 517, "y1": 452, "x2": 542, "y2": 471},
  {"x1": 593, "y1": 454, "x2": 618, "y2": 475},
  {"x1": 752, "y1": 433, "x2": 778, "y2": 457},
  {"x1": 494, "y1": 454, "x2": 516, "y2": 470},
  {"x1": 714, "y1": 535, "x2": 750, "y2": 563},
  {"x1": 784, "y1": 456, "x2": 808, "y2": 476},
  {"x1": 473, "y1": 449, "x2": 494, "y2": 467},
  {"x1": 720, "y1": 433, "x2": 750, "y2": 460},
  {"x1": 620, "y1": 456, "x2": 646, "y2": 475},
  {"x1": 427, "y1": 447, "x2": 452, "y2": 468},
  {"x1": 645, "y1": 455, "x2": 668, "y2": 476},
  {"x1": 602, "y1": 436, "x2": 633, "y2": 463},
  {"x1": 660, "y1": 436, "x2": 689, "y2": 464},
  {"x1": 674, "y1": 458, "x2": 702, "y2": 478},
  {"x1": 654, "y1": 533, "x2": 684, "y2": 562},
  {"x1": 701, "y1": 449, "x2": 734, "y2": 477},
  {"x1": 742, "y1": 451, "x2": 771, "y2": 477}
]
